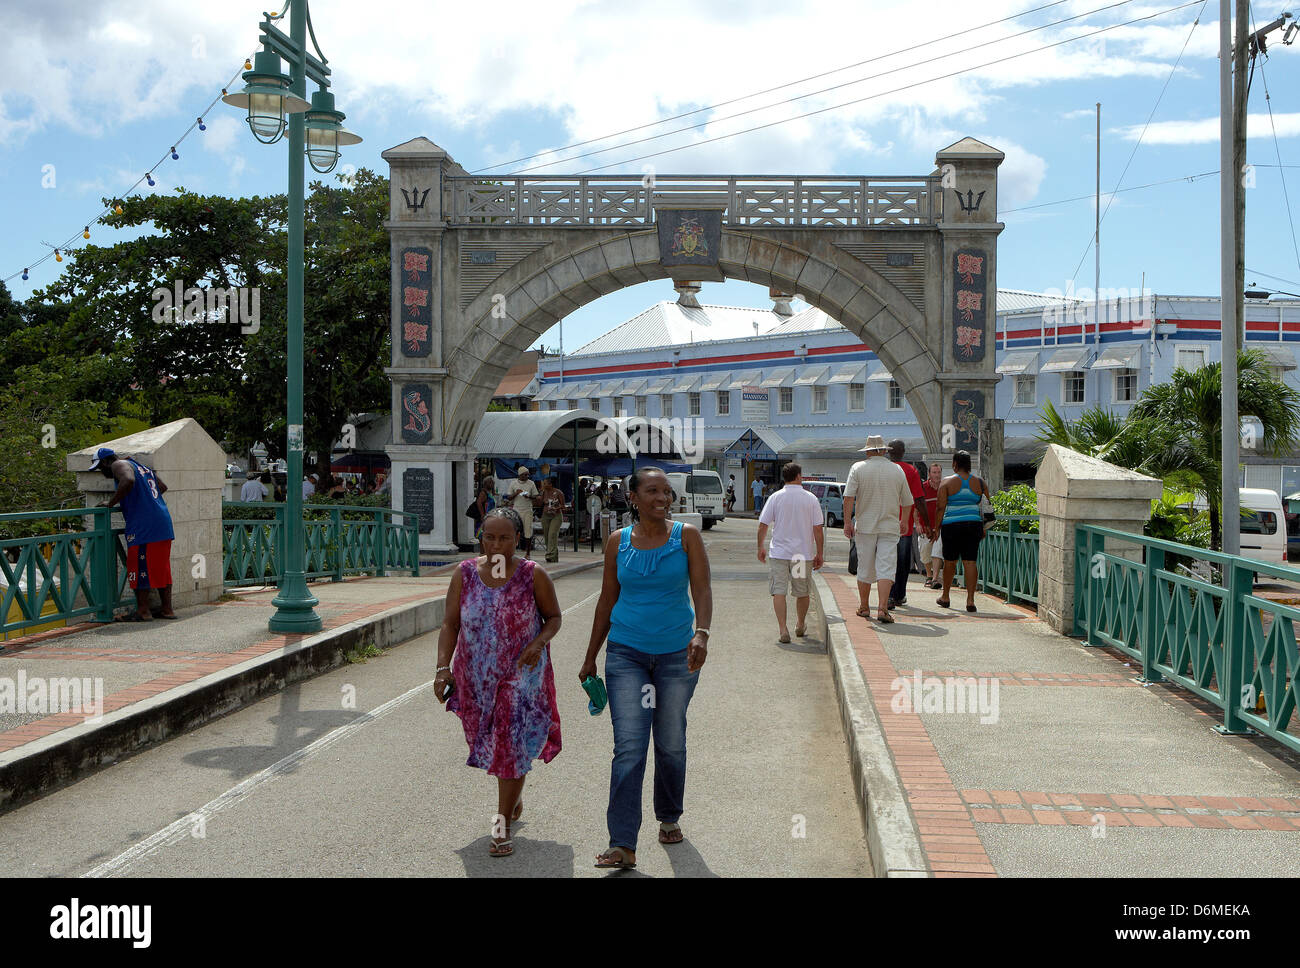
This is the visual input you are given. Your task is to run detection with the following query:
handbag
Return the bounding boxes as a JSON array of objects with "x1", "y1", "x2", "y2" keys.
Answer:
[
  {"x1": 465, "y1": 499, "x2": 482, "y2": 520},
  {"x1": 848, "y1": 539, "x2": 858, "y2": 575}
]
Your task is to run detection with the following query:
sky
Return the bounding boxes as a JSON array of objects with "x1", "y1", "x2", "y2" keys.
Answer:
[{"x1": 2, "y1": 0, "x2": 1300, "y2": 354}]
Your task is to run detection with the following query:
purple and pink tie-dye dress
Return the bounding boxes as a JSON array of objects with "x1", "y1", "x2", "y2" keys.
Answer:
[{"x1": 447, "y1": 557, "x2": 561, "y2": 778}]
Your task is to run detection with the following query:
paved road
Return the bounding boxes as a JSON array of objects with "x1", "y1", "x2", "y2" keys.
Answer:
[{"x1": 0, "y1": 520, "x2": 868, "y2": 877}]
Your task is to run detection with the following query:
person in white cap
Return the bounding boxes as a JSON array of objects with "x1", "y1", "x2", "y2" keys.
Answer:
[
  {"x1": 841, "y1": 434, "x2": 913, "y2": 624},
  {"x1": 507, "y1": 465, "x2": 540, "y2": 558}
]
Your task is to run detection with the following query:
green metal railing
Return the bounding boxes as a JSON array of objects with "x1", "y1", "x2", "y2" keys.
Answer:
[
  {"x1": 1, "y1": 507, "x2": 136, "y2": 640},
  {"x1": 222, "y1": 502, "x2": 420, "y2": 587},
  {"x1": 954, "y1": 515, "x2": 1040, "y2": 607},
  {"x1": 1075, "y1": 524, "x2": 1300, "y2": 754}
]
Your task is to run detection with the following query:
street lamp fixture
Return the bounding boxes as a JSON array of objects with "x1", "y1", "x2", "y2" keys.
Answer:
[
  {"x1": 225, "y1": 2, "x2": 361, "y2": 635},
  {"x1": 303, "y1": 89, "x2": 361, "y2": 173},
  {"x1": 221, "y1": 48, "x2": 310, "y2": 144}
]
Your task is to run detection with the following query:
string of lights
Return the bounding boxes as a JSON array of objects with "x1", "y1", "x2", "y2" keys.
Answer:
[{"x1": 2, "y1": 52, "x2": 263, "y2": 287}]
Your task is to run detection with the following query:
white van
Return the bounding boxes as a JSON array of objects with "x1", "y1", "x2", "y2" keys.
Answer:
[
  {"x1": 665, "y1": 470, "x2": 727, "y2": 529},
  {"x1": 1239, "y1": 487, "x2": 1286, "y2": 568}
]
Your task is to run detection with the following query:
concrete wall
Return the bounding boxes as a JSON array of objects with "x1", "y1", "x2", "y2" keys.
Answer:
[{"x1": 68, "y1": 418, "x2": 227, "y2": 611}]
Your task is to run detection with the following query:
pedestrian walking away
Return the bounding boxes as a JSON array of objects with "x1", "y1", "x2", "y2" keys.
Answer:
[
  {"x1": 91, "y1": 447, "x2": 177, "y2": 623},
  {"x1": 934, "y1": 449, "x2": 987, "y2": 613},
  {"x1": 920, "y1": 463, "x2": 944, "y2": 589},
  {"x1": 436, "y1": 507, "x2": 563, "y2": 858},
  {"x1": 757, "y1": 461, "x2": 824, "y2": 643},
  {"x1": 506, "y1": 465, "x2": 540, "y2": 559},
  {"x1": 540, "y1": 476, "x2": 565, "y2": 563},
  {"x1": 580, "y1": 466, "x2": 712, "y2": 869},
  {"x1": 841, "y1": 434, "x2": 913, "y2": 624},
  {"x1": 887, "y1": 440, "x2": 931, "y2": 609}
]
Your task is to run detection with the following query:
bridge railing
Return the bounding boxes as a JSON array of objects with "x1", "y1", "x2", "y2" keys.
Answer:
[
  {"x1": 954, "y1": 515, "x2": 1040, "y2": 607},
  {"x1": 1074, "y1": 524, "x2": 1300, "y2": 755},
  {"x1": 448, "y1": 175, "x2": 942, "y2": 227},
  {"x1": 1, "y1": 507, "x2": 135, "y2": 641},
  {"x1": 222, "y1": 502, "x2": 420, "y2": 587}
]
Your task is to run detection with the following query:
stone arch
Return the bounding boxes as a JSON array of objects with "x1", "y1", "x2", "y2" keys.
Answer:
[{"x1": 443, "y1": 229, "x2": 943, "y2": 451}]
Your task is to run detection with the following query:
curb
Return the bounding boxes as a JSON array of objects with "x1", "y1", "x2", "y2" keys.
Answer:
[
  {"x1": 0, "y1": 559, "x2": 604, "y2": 815},
  {"x1": 813, "y1": 572, "x2": 930, "y2": 878}
]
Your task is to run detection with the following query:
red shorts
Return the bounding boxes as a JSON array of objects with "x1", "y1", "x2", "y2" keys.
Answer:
[{"x1": 128, "y1": 540, "x2": 172, "y2": 591}]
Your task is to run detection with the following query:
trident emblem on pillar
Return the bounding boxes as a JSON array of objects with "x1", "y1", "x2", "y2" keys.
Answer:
[
  {"x1": 401, "y1": 186, "x2": 431, "y2": 212},
  {"x1": 953, "y1": 188, "x2": 986, "y2": 214}
]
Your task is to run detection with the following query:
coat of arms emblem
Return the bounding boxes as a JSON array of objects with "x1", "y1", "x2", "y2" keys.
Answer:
[{"x1": 670, "y1": 216, "x2": 708, "y2": 259}]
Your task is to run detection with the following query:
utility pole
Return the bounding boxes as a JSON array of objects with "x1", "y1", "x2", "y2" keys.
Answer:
[
  {"x1": 1221, "y1": 0, "x2": 1241, "y2": 556},
  {"x1": 1233, "y1": 0, "x2": 1249, "y2": 353},
  {"x1": 1095, "y1": 102, "x2": 1101, "y2": 345}
]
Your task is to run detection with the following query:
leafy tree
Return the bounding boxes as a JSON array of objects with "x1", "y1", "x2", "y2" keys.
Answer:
[
  {"x1": 988, "y1": 483, "x2": 1038, "y2": 532},
  {"x1": 1130, "y1": 350, "x2": 1300, "y2": 549}
]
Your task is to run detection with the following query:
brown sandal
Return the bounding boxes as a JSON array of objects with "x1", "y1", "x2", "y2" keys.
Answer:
[
  {"x1": 595, "y1": 847, "x2": 636, "y2": 869},
  {"x1": 876, "y1": 611, "x2": 895, "y2": 624}
]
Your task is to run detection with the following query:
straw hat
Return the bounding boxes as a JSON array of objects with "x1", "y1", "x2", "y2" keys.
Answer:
[{"x1": 858, "y1": 434, "x2": 888, "y2": 453}]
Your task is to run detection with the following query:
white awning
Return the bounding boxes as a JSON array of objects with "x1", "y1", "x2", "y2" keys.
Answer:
[
  {"x1": 1092, "y1": 344, "x2": 1142, "y2": 369},
  {"x1": 760, "y1": 367, "x2": 797, "y2": 388},
  {"x1": 866, "y1": 363, "x2": 894, "y2": 382},
  {"x1": 595, "y1": 380, "x2": 624, "y2": 397},
  {"x1": 643, "y1": 376, "x2": 673, "y2": 394},
  {"x1": 532, "y1": 383, "x2": 561, "y2": 402},
  {"x1": 1253, "y1": 343, "x2": 1298, "y2": 370},
  {"x1": 793, "y1": 365, "x2": 832, "y2": 386},
  {"x1": 828, "y1": 362, "x2": 868, "y2": 384},
  {"x1": 996, "y1": 351, "x2": 1041, "y2": 375},
  {"x1": 619, "y1": 378, "x2": 648, "y2": 395},
  {"x1": 699, "y1": 371, "x2": 732, "y2": 391},
  {"x1": 1041, "y1": 346, "x2": 1091, "y2": 373},
  {"x1": 669, "y1": 373, "x2": 702, "y2": 393}
]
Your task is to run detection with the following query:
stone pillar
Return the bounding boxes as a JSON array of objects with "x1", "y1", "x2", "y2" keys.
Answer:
[
  {"x1": 1035, "y1": 444, "x2": 1162, "y2": 634},
  {"x1": 68, "y1": 418, "x2": 226, "y2": 611},
  {"x1": 978, "y1": 417, "x2": 1004, "y2": 492},
  {"x1": 935, "y1": 139, "x2": 1004, "y2": 464},
  {"x1": 383, "y1": 136, "x2": 463, "y2": 553}
]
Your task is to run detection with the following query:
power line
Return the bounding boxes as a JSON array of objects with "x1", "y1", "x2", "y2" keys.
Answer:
[
  {"x1": 1067, "y1": 0, "x2": 1208, "y2": 284},
  {"x1": 1248, "y1": 267, "x2": 1300, "y2": 287},
  {"x1": 1251, "y1": 5, "x2": 1300, "y2": 277},
  {"x1": 1002, "y1": 169, "x2": 1219, "y2": 213},
  {"x1": 496, "y1": 0, "x2": 1136, "y2": 176},
  {"x1": 574, "y1": 0, "x2": 1204, "y2": 175}
]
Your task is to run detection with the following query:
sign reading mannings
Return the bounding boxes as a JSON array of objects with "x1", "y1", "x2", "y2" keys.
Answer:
[{"x1": 740, "y1": 386, "x2": 769, "y2": 424}]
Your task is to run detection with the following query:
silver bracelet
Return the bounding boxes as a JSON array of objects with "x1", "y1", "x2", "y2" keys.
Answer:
[{"x1": 436, "y1": 665, "x2": 451, "y2": 673}]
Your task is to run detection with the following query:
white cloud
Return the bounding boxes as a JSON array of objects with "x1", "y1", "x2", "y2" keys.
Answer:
[{"x1": 1117, "y1": 113, "x2": 1300, "y2": 144}]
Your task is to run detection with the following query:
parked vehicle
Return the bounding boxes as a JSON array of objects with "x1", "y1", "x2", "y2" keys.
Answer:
[
  {"x1": 804, "y1": 480, "x2": 847, "y2": 527},
  {"x1": 1238, "y1": 487, "x2": 1286, "y2": 569},
  {"x1": 663, "y1": 470, "x2": 726, "y2": 528}
]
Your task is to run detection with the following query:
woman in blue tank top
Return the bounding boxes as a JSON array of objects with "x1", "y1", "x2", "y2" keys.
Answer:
[
  {"x1": 934, "y1": 449, "x2": 988, "y2": 613},
  {"x1": 579, "y1": 466, "x2": 713, "y2": 869}
]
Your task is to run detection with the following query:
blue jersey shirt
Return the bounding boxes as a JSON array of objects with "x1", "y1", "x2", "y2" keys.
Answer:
[{"x1": 118, "y1": 459, "x2": 175, "y2": 546}]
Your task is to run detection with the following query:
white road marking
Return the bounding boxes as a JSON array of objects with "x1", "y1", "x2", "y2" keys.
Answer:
[{"x1": 84, "y1": 582, "x2": 604, "y2": 878}]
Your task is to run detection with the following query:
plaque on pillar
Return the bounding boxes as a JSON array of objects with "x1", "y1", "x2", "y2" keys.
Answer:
[
  {"x1": 952, "y1": 248, "x2": 987, "y2": 363},
  {"x1": 403, "y1": 468, "x2": 435, "y2": 533},
  {"x1": 952, "y1": 390, "x2": 984, "y2": 452},
  {"x1": 400, "y1": 247, "x2": 433, "y2": 358},
  {"x1": 400, "y1": 383, "x2": 434, "y2": 444}
]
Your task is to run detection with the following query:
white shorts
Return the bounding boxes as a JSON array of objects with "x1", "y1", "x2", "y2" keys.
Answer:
[
  {"x1": 853, "y1": 533, "x2": 898, "y2": 585},
  {"x1": 918, "y1": 533, "x2": 935, "y2": 566}
]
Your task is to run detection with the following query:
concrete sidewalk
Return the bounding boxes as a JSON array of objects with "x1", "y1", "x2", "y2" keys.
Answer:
[
  {"x1": 822, "y1": 567, "x2": 1300, "y2": 877},
  {"x1": 0, "y1": 550, "x2": 604, "y2": 810}
]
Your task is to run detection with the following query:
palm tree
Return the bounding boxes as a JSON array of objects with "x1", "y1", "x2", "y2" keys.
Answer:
[
  {"x1": 1130, "y1": 349, "x2": 1300, "y2": 549},
  {"x1": 1033, "y1": 399, "x2": 1179, "y2": 476}
]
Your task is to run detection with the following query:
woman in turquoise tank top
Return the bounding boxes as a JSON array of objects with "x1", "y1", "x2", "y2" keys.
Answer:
[
  {"x1": 934, "y1": 449, "x2": 988, "y2": 613},
  {"x1": 580, "y1": 466, "x2": 713, "y2": 869}
]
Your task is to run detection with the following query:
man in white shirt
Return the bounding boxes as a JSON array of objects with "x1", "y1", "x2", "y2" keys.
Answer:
[
  {"x1": 757, "y1": 462, "x2": 825, "y2": 643},
  {"x1": 302, "y1": 473, "x2": 316, "y2": 500},
  {"x1": 842, "y1": 434, "x2": 913, "y2": 624},
  {"x1": 239, "y1": 472, "x2": 267, "y2": 502},
  {"x1": 506, "y1": 465, "x2": 540, "y2": 558}
]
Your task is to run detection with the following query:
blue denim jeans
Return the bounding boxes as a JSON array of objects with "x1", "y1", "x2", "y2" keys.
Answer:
[{"x1": 605, "y1": 640, "x2": 700, "y2": 852}]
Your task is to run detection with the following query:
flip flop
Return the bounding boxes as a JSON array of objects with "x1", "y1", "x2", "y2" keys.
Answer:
[
  {"x1": 966, "y1": 604, "x2": 978, "y2": 613},
  {"x1": 876, "y1": 611, "x2": 895, "y2": 624},
  {"x1": 488, "y1": 839, "x2": 514, "y2": 858},
  {"x1": 595, "y1": 847, "x2": 636, "y2": 869},
  {"x1": 659, "y1": 822, "x2": 684, "y2": 845},
  {"x1": 936, "y1": 599, "x2": 951, "y2": 609},
  {"x1": 855, "y1": 608, "x2": 873, "y2": 619}
]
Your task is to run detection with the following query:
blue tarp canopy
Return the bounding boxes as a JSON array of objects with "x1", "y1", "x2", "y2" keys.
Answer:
[{"x1": 576, "y1": 456, "x2": 694, "y2": 478}]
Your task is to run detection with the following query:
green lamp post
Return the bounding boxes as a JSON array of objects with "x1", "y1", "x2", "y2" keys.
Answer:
[{"x1": 223, "y1": 2, "x2": 361, "y2": 634}]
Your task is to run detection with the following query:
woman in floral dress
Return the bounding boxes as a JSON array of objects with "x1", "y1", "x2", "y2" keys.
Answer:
[{"x1": 436, "y1": 508, "x2": 563, "y2": 857}]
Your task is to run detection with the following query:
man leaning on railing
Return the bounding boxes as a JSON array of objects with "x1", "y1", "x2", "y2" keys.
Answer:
[{"x1": 92, "y1": 447, "x2": 177, "y2": 623}]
